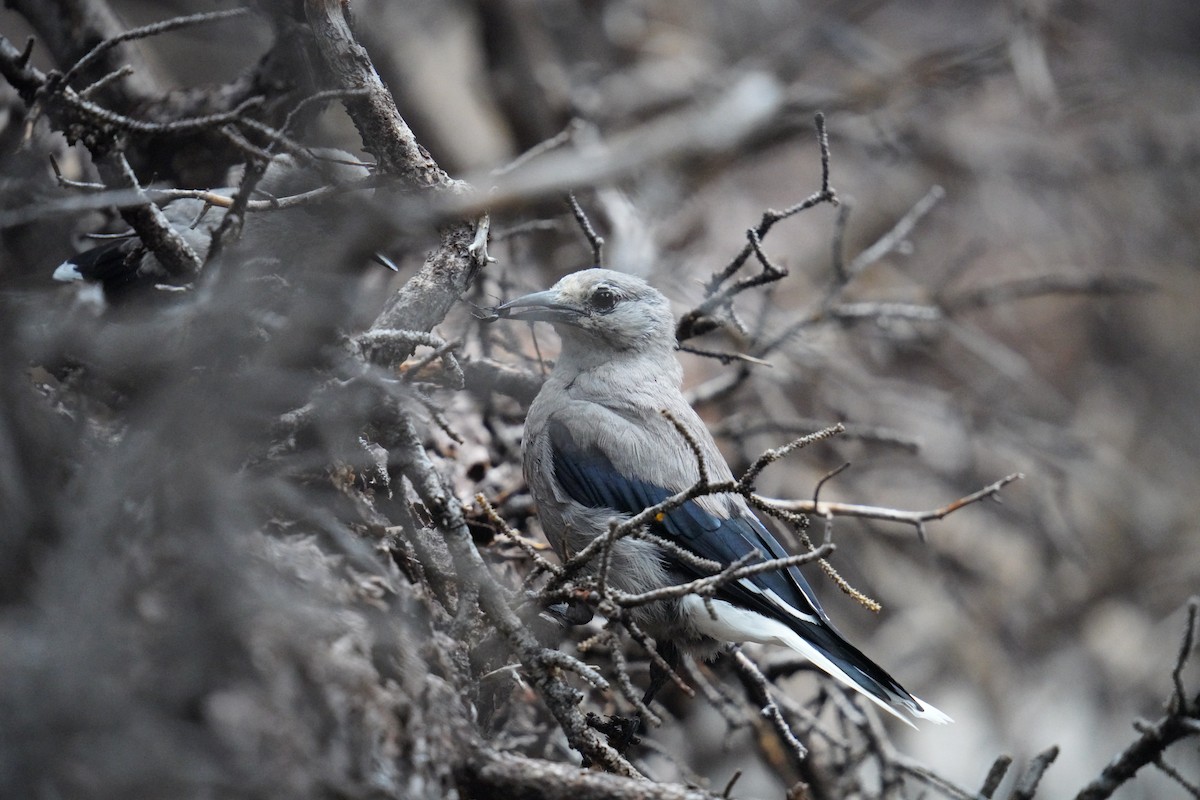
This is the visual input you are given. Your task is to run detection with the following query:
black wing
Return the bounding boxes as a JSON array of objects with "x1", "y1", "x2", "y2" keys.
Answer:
[
  {"x1": 549, "y1": 417, "x2": 927, "y2": 713},
  {"x1": 548, "y1": 418, "x2": 830, "y2": 628}
]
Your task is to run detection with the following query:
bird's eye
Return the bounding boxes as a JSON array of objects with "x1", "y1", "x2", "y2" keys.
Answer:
[{"x1": 590, "y1": 286, "x2": 618, "y2": 312}]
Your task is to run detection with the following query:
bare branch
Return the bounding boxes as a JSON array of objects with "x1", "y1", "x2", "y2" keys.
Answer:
[
  {"x1": 942, "y1": 273, "x2": 1158, "y2": 313},
  {"x1": 459, "y1": 748, "x2": 722, "y2": 800},
  {"x1": 675, "y1": 112, "x2": 837, "y2": 342},
  {"x1": 93, "y1": 149, "x2": 202, "y2": 278},
  {"x1": 1011, "y1": 746, "x2": 1060, "y2": 800},
  {"x1": 1155, "y1": 755, "x2": 1200, "y2": 797},
  {"x1": 60, "y1": 8, "x2": 250, "y2": 90},
  {"x1": 827, "y1": 301, "x2": 944, "y2": 323},
  {"x1": 1171, "y1": 597, "x2": 1199, "y2": 712},
  {"x1": 303, "y1": 0, "x2": 455, "y2": 187},
  {"x1": 567, "y1": 192, "x2": 604, "y2": 266},
  {"x1": 739, "y1": 423, "x2": 845, "y2": 489},
  {"x1": 711, "y1": 415, "x2": 922, "y2": 452},
  {"x1": 761, "y1": 473, "x2": 1024, "y2": 540},
  {"x1": 1074, "y1": 598, "x2": 1200, "y2": 800},
  {"x1": 732, "y1": 649, "x2": 809, "y2": 762},
  {"x1": 979, "y1": 754, "x2": 1014, "y2": 798},
  {"x1": 387, "y1": 413, "x2": 640, "y2": 777},
  {"x1": 475, "y1": 494, "x2": 560, "y2": 577},
  {"x1": 845, "y1": 184, "x2": 945, "y2": 279},
  {"x1": 536, "y1": 648, "x2": 610, "y2": 693},
  {"x1": 592, "y1": 628, "x2": 662, "y2": 725},
  {"x1": 612, "y1": 545, "x2": 834, "y2": 609}
]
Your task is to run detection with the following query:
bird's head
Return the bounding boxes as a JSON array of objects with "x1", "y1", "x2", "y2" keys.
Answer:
[{"x1": 491, "y1": 269, "x2": 676, "y2": 356}]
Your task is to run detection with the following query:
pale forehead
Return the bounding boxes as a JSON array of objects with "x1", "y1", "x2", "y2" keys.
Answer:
[{"x1": 554, "y1": 269, "x2": 652, "y2": 296}]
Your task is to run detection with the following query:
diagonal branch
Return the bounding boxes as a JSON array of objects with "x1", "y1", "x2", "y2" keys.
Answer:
[
  {"x1": 1074, "y1": 597, "x2": 1200, "y2": 800},
  {"x1": 8, "y1": 0, "x2": 159, "y2": 99},
  {"x1": 301, "y1": 0, "x2": 488, "y2": 362},
  {"x1": 60, "y1": 8, "x2": 250, "y2": 89},
  {"x1": 761, "y1": 473, "x2": 1024, "y2": 541},
  {"x1": 303, "y1": 0, "x2": 455, "y2": 187},
  {"x1": 460, "y1": 748, "x2": 720, "y2": 800},
  {"x1": 92, "y1": 149, "x2": 201, "y2": 278},
  {"x1": 387, "y1": 412, "x2": 639, "y2": 777}
]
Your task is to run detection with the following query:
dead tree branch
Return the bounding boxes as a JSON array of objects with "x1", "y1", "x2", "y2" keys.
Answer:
[
  {"x1": 1074, "y1": 598, "x2": 1200, "y2": 800},
  {"x1": 7, "y1": 0, "x2": 160, "y2": 100},
  {"x1": 762, "y1": 473, "x2": 1024, "y2": 541},
  {"x1": 676, "y1": 112, "x2": 837, "y2": 342},
  {"x1": 460, "y1": 748, "x2": 722, "y2": 800},
  {"x1": 387, "y1": 411, "x2": 640, "y2": 777}
]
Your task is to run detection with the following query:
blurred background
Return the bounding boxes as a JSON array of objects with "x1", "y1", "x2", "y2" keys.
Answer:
[{"x1": 2, "y1": 0, "x2": 1198, "y2": 797}]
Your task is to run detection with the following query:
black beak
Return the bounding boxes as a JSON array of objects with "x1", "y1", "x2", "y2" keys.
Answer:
[{"x1": 488, "y1": 289, "x2": 582, "y2": 324}]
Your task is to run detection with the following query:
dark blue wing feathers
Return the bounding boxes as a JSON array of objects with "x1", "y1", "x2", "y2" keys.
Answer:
[
  {"x1": 547, "y1": 417, "x2": 925, "y2": 711},
  {"x1": 548, "y1": 418, "x2": 829, "y2": 627}
]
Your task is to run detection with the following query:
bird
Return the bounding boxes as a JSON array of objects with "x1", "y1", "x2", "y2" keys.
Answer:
[
  {"x1": 52, "y1": 149, "x2": 395, "y2": 302},
  {"x1": 52, "y1": 194, "x2": 224, "y2": 299},
  {"x1": 492, "y1": 268, "x2": 951, "y2": 726}
]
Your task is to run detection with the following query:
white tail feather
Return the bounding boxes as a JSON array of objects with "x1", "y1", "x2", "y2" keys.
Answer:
[{"x1": 681, "y1": 595, "x2": 952, "y2": 726}]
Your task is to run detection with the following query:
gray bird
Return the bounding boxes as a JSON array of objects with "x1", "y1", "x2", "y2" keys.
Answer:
[{"x1": 494, "y1": 268, "x2": 950, "y2": 726}]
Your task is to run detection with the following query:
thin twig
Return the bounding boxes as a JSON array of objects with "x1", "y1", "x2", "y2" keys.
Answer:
[
  {"x1": 890, "y1": 752, "x2": 980, "y2": 800},
  {"x1": 676, "y1": 113, "x2": 837, "y2": 342},
  {"x1": 475, "y1": 494, "x2": 561, "y2": 577},
  {"x1": 830, "y1": 197, "x2": 853, "y2": 284},
  {"x1": 60, "y1": 8, "x2": 251, "y2": 89},
  {"x1": 979, "y1": 755, "x2": 1013, "y2": 798},
  {"x1": 710, "y1": 415, "x2": 922, "y2": 453},
  {"x1": 600, "y1": 628, "x2": 662, "y2": 725},
  {"x1": 740, "y1": 424, "x2": 845, "y2": 489},
  {"x1": 612, "y1": 546, "x2": 834, "y2": 609},
  {"x1": 1171, "y1": 597, "x2": 1199, "y2": 712},
  {"x1": 942, "y1": 274, "x2": 1157, "y2": 313},
  {"x1": 624, "y1": 618, "x2": 695, "y2": 699},
  {"x1": 79, "y1": 65, "x2": 134, "y2": 98},
  {"x1": 732, "y1": 649, "x2": 809, "y2": 761},
  {"x1": 812, "y1": 462, "x2": 852, "y2": 509},
  {"x1": 281, "y1": 88, "x2": 373, "y2": 135},
  {"x1": 762, "y1": 473, "x2": 1024, "y2": 540},
  {"x1": 1153, "y1": 756, "x2": 1200, "y2": 798},
  {"x1": 1010, "y1": 746, "x2": 1060, "y2": 800},
  {"x1": 1074, "y1": 598, "x2": 1200, "y2": 799},
  {"x1": 676, "y1": 344, "x2": 773, "y2": 367},
  {"x1": 567, "y1": 192, "x2": 604, "y2": 266},
  {"x1": 844, "y1": 184, "x2": 944, "y2": 279},
  {"x1": 493, "y1": 119, "x2": 583, "y2": 177},
  {"x1": 660, "y1": 407, "x2": 710, "y2": 486}
]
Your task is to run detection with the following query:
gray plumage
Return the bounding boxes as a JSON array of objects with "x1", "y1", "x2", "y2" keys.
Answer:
[{"x1": 497, "y1": 268, "x2": 950, "y2": 725}]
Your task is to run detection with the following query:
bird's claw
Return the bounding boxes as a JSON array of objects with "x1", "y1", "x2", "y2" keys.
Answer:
[{"x1": 586, "y1": 712, "x2": 643, "y2": 754}]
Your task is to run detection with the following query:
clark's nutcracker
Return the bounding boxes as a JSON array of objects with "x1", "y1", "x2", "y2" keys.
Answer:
[
  {"x1": 52, "y1": 149, "x2": 393, "y2": 301},
  {"x1": 494, "y1": 268, "x2": 950, "y2": 726}
]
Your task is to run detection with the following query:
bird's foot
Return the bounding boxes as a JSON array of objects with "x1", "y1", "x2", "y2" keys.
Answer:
[{"x1": 586, "y1": 711, "x2": 643, "y2": 755}]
